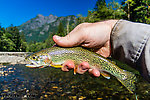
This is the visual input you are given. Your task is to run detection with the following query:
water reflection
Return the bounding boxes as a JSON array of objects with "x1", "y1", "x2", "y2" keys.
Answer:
[{"x1": 0, "y1": 64, "x2": 149, "y2": 99}]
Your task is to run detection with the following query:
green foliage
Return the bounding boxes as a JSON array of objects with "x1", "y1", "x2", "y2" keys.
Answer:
[
  {"x1": 0, "y1": 33, "x2": 16, "y2": 51},
  {"x1": 57, "y1": 22, "x2": 65, "y2": 36},
  {"x1": 27, "y1": 42, "x2": 44, "y2": 52},
  {"x1": 76, "y1": 0, "x2": 150, "y2": 24},
  {"x1": 0, "y1": 25, "x2": 27, "y2": 52},
  {"x1": 26, "y1": 21, "x2": 69, "y2": 52},
  {"x1": 26, "y1": 32, "x2": 56, "y2": 52},
  {"x1": 76, "y1": 0, "x2": 126, "y2": 24},
  {"x1": 122, "y1": 0, "x2": 150, "y2": 23},
  {"x1": 76, "y1": 14, "x2": 87, "y2": 24},
  {"x1": 24, "y1": 0, "x2": 150, "y2": 52},
  {"x1": 2, "y1": 0, "x2": 150, "y2": 52},
  {"x1": 44, "y1": 32, "x2": 55, "y2": 48}
]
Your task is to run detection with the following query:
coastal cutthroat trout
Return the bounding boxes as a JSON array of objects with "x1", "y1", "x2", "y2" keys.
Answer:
[{"x1": 25, "y1": 46, "x2": 137, "y2": 93}]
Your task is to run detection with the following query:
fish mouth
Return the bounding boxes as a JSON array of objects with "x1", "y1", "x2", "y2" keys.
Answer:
[
  {"x1": 25, "y1": 59, "x2": 45, "y2": 68},
  {"x1": 25, "y1": 64, "x2": 40, "y2": 68}
]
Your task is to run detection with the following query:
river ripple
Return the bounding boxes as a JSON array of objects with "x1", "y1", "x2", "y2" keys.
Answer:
[{"x1": 0, "y1": 64, "x2": 149, "y2": 100}]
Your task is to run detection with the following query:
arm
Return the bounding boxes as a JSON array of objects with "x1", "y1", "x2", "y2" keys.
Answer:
[
  {"x1": 111, "y1": 20, "x2": 150, "y2": 82},
  {"x1": 53, "y1": 20, "x2": 117, "y2": 76},
  {"x1": 53, "y1": 20, "x2": 150, "y2": 82}
]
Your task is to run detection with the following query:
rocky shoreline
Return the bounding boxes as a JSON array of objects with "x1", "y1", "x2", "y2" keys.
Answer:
[{"x1": 0, "y1": 52, "x2": 31, "y2": 64}]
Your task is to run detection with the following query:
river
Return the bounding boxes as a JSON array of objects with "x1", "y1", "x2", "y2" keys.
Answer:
[{"x1": 0, "y1": 64, "x2": 149, "y2": 99}]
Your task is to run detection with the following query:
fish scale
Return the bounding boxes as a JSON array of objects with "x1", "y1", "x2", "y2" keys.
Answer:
[{"x1": 25, "y1": 46, "x2": 137, "y2": 93}]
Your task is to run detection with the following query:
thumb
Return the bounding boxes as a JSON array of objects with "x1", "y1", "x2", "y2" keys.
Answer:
[{"x1": 53, "y1": 34, "x2": 83, "y2": 47}]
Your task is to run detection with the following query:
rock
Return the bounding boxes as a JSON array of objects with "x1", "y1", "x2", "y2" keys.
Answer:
[
  {"x1": 3, "y1": 89, "x2": 9, "y2": 92},
  {"x1": 44, "y1": 94, "x2": 48, "y2": 98},
  {"x1": 0, "y1": 52, "x2": 30, "y2": 64}
]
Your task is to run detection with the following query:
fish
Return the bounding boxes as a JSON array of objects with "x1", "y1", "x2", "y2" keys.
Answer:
[{"x1": 25, "y1": 46, "x2": 137, "y2": 93}]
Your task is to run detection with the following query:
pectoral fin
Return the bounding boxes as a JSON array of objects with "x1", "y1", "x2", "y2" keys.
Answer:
[
  {"x1": 74, "y1": 65, "x2": 78, "y2": 75},
  {"x1": 101, "y1": 71, "x2": 110, "y2": 79}
]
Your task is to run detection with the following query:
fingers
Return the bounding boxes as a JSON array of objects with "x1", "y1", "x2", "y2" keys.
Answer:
[
  {"x1": 61, "y1": 61, "x2": 100, "y2": 77},
  {"x1": 61, "y1": 60, "x2": 75, "y2": 71},
  {"x1": 75, "y1": 62, "x2": 90, "y2": 74},
  {"x1": 89, "y1": 69, "x2": 100, "y2": 77},
  {"x1": 53, "y1": 33, "x2": 83, "y2": 47},
  {"x1": 53, "y1": 23, "x2": 90, "y2": 47}
]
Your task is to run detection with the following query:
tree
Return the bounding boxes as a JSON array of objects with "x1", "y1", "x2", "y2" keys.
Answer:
[
  {"x1": 122, "y1": 0, "x2": 150, "y2": 23},
  {"x1": 76, "y1": 14, "x2": 87, "y2": 24},
  {"x1": 107, "y1": 0, "x2": 125, "y2": 19},
  {"x1": 44, "y1": 32, "x2": 55, "y2": 48},
  {"x1": 94, "y1": 0, "x2": 106, "y2": 11},
  {"x1": 86, "y1": 0, "x2": 125, "y2": 22},
  {"x1": 94, "y1": 0, "x2": 110, "y2": 21},
  {"x1": 7, "y1": 26, "x2": 21, "y2": 51},
  {"x1": 0, "y1": 25, "x2": 28, "y2": 52},
  {"x1": 56, "y1": 22, "x2": 65, "y2": 37},
  {"x1": 0, "y1": 32, "x2": 16, "y2": 51},
  {"x1": 20, "y1": 32, "x2": 27, "y2": 51}
]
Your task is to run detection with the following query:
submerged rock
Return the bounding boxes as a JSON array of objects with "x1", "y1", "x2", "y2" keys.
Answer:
[{"x1": 0, "y1": 64, "x2": 149, "y2": 99}]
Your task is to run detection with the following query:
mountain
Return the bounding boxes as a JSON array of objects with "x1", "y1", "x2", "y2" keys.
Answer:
[{"x1": 18, "y1": 14, "x2": 77, "y2": 42}]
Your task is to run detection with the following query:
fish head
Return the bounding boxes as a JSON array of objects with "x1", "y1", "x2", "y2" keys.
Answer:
[{"x1": 25, "y1": 52, "x2": 52, "y2": 68}]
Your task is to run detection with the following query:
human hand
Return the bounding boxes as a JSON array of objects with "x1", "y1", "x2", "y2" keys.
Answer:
[{"x1": 53, "y1": 20, "x2": 118, "y2": 77}]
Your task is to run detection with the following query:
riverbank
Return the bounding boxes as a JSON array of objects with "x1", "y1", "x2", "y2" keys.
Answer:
[{"x1": 0, "y1": 52, "x2": 31, "y2": 64}]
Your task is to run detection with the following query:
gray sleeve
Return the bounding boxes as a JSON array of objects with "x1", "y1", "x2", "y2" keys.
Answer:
[{"x1": 110, "y1": 19, "x2": 150, "y2": 82}]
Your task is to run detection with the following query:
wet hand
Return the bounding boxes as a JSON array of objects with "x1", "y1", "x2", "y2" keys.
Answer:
[
  {"x1": 61, "y1": 60, "x2": 100, "y2": 77},
  {"x1": 53, "y1": 20, "x2": 118, "y2": 77}
]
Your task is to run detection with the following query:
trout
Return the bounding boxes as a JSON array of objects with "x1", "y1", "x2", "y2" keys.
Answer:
[{"x1": 25, "y1": 46, "x2": 137, "y2": 93}]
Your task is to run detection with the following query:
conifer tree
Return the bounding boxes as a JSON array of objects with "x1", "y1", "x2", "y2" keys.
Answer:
[
  {"x1": 122, "y1": 0, "x2": 150, "y2": 23},
  {"x1": 57, "y1": 22, "x2": 65, "y2": 37}
]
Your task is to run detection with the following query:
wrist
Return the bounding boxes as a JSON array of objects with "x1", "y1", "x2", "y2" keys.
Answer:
[
  {"x1": 105, "y1": 20, "x2": 118, "y2": 29},
  {"x1": 100, "y1": 20, "x2": 118, "y2": 57},
  {"x1": 103, "y1": 20, "x2": 119, "y2": 41}
]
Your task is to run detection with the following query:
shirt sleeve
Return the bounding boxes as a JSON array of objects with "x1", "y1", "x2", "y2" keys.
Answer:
[{"x1": 110, "y1": 19, "x2": 150, "y2": 82}]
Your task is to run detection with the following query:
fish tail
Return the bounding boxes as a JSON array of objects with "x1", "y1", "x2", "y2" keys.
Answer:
[{"x1": 117, "y1": 71, "x2": 137, "y2": 93}]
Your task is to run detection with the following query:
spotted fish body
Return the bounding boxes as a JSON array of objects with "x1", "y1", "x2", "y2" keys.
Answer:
[{"x1": 26, "y1": 46, "x2": 137, "y2": 93}]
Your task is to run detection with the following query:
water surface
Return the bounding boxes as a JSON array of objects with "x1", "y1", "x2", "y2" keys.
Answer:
[{"x1": 0, "y1": 64, "x2": 149, "y2": 100}]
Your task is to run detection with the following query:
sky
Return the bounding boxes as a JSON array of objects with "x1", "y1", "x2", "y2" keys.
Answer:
[{"x1": 0, "y1": 0, "x2": 98, "y2": 28}]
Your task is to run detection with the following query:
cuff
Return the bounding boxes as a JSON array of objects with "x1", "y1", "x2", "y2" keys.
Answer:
[
  {"x1": 110, "y1": 19, "x2": 150, "y2": 81},
  {"x1": 110, "y1": 19, "x2": 149, "y2": 64}
]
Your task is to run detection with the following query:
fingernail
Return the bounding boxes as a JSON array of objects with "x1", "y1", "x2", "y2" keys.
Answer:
[
  {"x1": 54, "y1": 35, "x2": 61, "y2": 40},
  {"x1": 89, "y1": 69, "x2": 93, "y2": 72}
]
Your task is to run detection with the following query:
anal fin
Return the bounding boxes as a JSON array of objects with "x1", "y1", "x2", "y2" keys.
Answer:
[{"x1": 101, "y1": 71, "x2": 110, "y2": 79}]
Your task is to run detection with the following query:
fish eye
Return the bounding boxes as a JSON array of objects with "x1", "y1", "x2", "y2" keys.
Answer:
[{"x1": 32, "y1": 57, "x2": 36, "y2": 59}]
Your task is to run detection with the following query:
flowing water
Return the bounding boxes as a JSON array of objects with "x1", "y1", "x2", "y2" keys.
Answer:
[{"x1": 0, "y1": 64, "x2": 149, "y2": 100}]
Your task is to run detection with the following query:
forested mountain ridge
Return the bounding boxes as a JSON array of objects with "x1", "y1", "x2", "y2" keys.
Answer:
[
  {"x1": 18, "y1": 14, "x2": 76, "y2": 42},
  {"x1": 1, "y1": 0, "x2": 150, "y2": 52}
]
